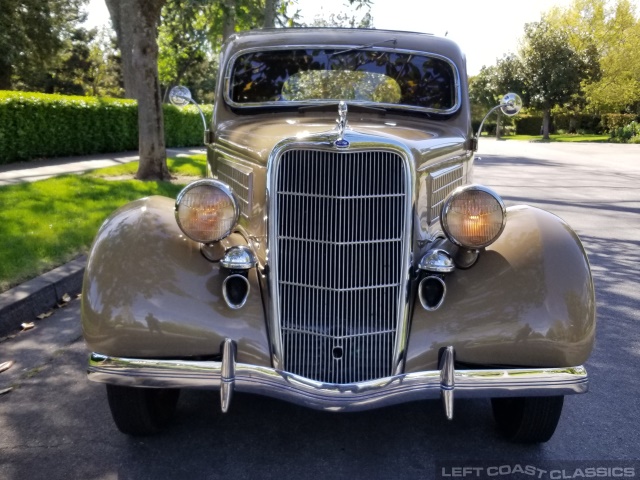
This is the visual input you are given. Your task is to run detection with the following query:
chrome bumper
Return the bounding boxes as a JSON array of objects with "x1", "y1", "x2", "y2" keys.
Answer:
[{"x1": 88, "y1": 343, "x2": 588, "y2": 418}]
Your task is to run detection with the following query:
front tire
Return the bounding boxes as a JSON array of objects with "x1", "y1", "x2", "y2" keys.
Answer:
[
  {"x1": 491, "y1": 396, "x2": 564, "y2": 443},
  {"x1": 106, "y1": 384, "x2": 180, "y2": 436}
]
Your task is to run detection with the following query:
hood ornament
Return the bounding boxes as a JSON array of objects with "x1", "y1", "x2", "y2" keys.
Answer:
[{"x1": 334, "y1": 101, "x2": 350, "y2": 148}]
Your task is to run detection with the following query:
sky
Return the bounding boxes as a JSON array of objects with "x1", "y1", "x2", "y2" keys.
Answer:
[
  {"x1": 302, "y1": 0, "x2": 576, "y2": 74},
  {"x1": 84, "y1": 0, "x2": 634, "y2": 75}
]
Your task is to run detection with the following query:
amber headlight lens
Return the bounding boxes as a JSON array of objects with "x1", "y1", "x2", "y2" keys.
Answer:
[
  {"x1": 441, "y1": 185, "x2": 506, "y2": 249},
  {"x1": 175, "y1": 180, "x2": 239, "y2": 243}
]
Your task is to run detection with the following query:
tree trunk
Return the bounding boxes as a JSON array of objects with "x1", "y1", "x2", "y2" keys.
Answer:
[
  {"x1": 222, "y1": 0, "x2": 237, "y2": 40},
  {"x1": 495, "y1": 110, "x2": 502, "y2": 140},
  {"x1": 105, "y1": 0, "x2": 138, "y2": 99},
  {"x1": 133, "y1": 0, "x2": 169, "y2": 181},
  {"x1": 106, "y1": 0, "x2": 169, "y2": 181},
  {"x1": 542, "y1": 107, "x2": 551, "y2": 140},
  {"x1": 264, "y1": 0, "x2": 277, "y2": 28}
]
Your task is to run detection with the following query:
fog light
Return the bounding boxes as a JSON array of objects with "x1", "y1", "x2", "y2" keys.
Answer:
[
  {"x1": 441, "y1": 185, "x2": 506, "y2": 249},
  {"x1": 175, "y1": 180, "x2": 239, "y2": 243}
]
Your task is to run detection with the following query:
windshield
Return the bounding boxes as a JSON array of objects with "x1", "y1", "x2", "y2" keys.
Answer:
[{"x1": 226, "y1": 48, "x2": 458, "y2": 113}]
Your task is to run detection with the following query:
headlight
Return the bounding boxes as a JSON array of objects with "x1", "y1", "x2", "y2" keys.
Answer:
[
  {"x1": 441, "y1": 185, "x2": 506, "y2": 249},
  {"x1": 175, "y1": 180, "x2": 239, "y2": 243}
]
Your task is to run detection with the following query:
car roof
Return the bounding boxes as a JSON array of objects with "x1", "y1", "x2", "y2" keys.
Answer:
[{"x1": 223, "y1": 28, "x2": 466, "y2": 67}]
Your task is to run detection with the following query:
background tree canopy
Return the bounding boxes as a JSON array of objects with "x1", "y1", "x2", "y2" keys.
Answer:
[
  {"x1": 3, "y1": 0, "x2": 638, "y2": 168},
  {"x1": 0, "y1": 0, "x2": 374, "y2": 180},
  {"x1": 0, "y1": 0, "x2": 88, "y2": 91},
  {"x1": 470, "y1": 0, "x2": 640, "y2": 139}
]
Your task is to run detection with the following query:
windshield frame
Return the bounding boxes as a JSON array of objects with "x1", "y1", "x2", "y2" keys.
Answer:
[{"x1": 223, "y1": 44, "x2": 462, "y2": 115}]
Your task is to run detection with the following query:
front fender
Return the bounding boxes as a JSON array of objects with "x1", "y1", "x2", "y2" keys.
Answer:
[
  {"x1": 81, "y1": 196, "x2": 271, "y2": 366},
  {"x1": 406, "y1": 206, "x2": 596, "y2": 371}
]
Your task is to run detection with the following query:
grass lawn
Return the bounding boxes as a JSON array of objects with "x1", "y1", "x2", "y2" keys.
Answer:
[
  {"x1": 0, "y1": 154, "x2": 206, "y2": 293},
  {"x1": 500, "y1": 134, "x2": 610, "y2": 143}
]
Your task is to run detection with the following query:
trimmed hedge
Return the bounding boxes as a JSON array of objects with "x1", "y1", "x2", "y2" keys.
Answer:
[
  {"x1": 514, "y1": 115, "x2": 544, "y2": 135},
  {"x1": 514, "y1": 113, "x2": 604, "y2": 135},
  {"x1": 0, "y1": 91, "x2": 212, "y2": 164},
  {"x1": 553, "y1": 114, "x2": 602, "y2": 134}
]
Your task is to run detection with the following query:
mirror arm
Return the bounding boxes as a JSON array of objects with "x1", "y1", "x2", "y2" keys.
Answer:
[
  {"x1": 472, "y1": 94, "x2": 522, "y2": 151},
  {"x1": 175, "y1": 95, "x2": 208, "y2": 132},
  {"x1": 475, "y1": 104, "x2": 504, "y2": 143}
]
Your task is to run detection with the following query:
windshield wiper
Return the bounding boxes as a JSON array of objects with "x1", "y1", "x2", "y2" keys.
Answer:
[
  {"x1": 297, "y1": 104, "x2": 386, "y2": 116},
  {"x1": 329, "y1": 38, "x2": 397, "y2": 57}
]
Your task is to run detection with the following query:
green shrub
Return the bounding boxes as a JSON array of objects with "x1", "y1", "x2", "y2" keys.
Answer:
[
  {"x1": 0, "y1": 91, "x2": 212, "y2": 164},
  {"x1": 553, "y1": 113, "x2": 602, "y2": 134},
  {"x1": 515, "y1": 115, "x2": 544, "y2": 135},
  {"x1": 610, "y1": 120, "x2": 640, "y2": 142},
  {"x1": 601, "y1": 114, "x2": 638, "y2": 133}
]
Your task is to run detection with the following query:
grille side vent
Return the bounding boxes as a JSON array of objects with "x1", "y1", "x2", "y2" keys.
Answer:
[
  {"x1": 429, "y1": 165, "x2": 464, "y2": 223},
  {"x1": 218, "y1": 158, "x2": 253, "y2": 218}
]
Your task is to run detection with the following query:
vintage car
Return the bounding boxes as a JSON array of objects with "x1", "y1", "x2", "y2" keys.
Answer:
[{"x1": 82, "y1": 28, "x2": 595, "y2": 443}]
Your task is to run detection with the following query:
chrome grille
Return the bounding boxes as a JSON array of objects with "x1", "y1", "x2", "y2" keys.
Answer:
[
  {"x1": 274, "y1": 149, "x2": 408, "y2": 384},
  {"x1": 429, "y1": 165, "x2": 464, "y2": 223}
]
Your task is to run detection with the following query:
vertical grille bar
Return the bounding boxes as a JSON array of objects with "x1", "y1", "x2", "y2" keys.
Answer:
[{"x1": 274, "y1": 149, "x2": 408, "y2": 384}]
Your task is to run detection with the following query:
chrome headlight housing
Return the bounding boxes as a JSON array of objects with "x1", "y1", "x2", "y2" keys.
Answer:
[
  {"x1": 175, "y1": 179, "x2": 239, "y2": 243},
  {"x1": 441, "y1": 185, "x2": 506, "y2": 249}
]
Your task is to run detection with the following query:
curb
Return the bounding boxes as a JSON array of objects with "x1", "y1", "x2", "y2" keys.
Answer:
[{"x1": 0, "y1": 256, "x2": 86, "y2": 337}]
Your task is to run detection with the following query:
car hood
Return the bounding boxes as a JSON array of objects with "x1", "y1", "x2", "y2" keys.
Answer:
[{"x1": 213, "y1": 113, "x2": 470, "y2": 169}]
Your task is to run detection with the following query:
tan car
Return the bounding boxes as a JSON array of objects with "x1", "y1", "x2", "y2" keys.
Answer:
[{"x1": 82, "y1": 28, "x2": 595, "y2": 443}]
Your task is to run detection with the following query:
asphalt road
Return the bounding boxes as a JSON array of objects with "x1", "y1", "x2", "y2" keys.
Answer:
[{"x1": 1, "y1": 140, "x2": 639, "y2": 479}]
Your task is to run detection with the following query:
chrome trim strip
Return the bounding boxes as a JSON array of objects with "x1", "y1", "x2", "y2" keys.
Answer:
[
  {"x1": 88, "y1": 352, "x2": 589, "y2": 413},
  {"x1": 223, "y1": 45, "x2": 462, "y2": 115}
]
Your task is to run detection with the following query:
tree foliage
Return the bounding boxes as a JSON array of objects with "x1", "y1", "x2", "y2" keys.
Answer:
[
  {"x1": 24, "y1": 27, "x2": 99, "y2": 96},
  {"x1": 155, "y1": 0, "x2": 374, "y2": 100},
  {"x1": 4, "y1": 0, "x2": 378, "y2": 176},
  {"x1": 469, "y1": 55, "x2": 525, "y2": 137},
  {"x1": 0, "y1": 0, "x2": 87, "y2": 90},
  {"x1": 545, "y1": 0, "x2": 640, "y2": 112},
  {"x1": 85, "y1": 27, "x2": 125, "y2": 98},
  {"x1": 520, "y1": 20, "x2": 586, "y2": 128},
  {"x1": 158, "y1": 0, "x2": 216, "y2": 102},
  {"x1": 472, "y1": 0, "x2": 640, "y2": 131}
]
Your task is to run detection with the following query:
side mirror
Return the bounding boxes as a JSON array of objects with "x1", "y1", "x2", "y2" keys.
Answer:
[
  {"x1": 499, "y1": 93, "x2": 522, "y2": 117},
  {"x1": 168, "y1": 86, "x2": 210, "y2": 144},
  {"x1": 169, "y1": 86, "x2": 193, "y2": 108},
  {"x1": 474, "y1": 93, "x2": 523, "y2": 150}
]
